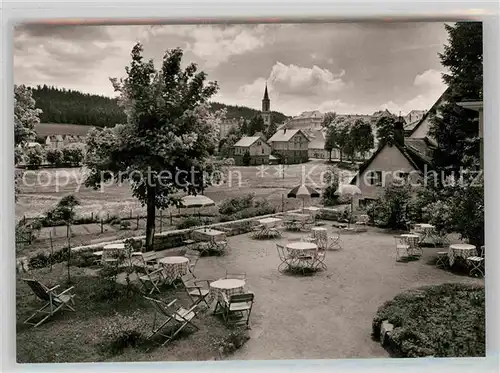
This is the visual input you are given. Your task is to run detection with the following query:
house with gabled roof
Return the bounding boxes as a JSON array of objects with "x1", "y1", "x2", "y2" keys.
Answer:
[
  {"x1": 233, "y1": 135, "x2": 272, "y2": 166},
  {"x1": 267, "y1": 128, "x2": 310, "y2": 164},
  {"x1": 350, "y1": 119, "x2": 436, "y2": 205}
]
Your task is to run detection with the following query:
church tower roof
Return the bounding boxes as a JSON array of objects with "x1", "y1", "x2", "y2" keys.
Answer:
[{"x1": 263, "y1": 83, "x2": 269, "y2": 101}]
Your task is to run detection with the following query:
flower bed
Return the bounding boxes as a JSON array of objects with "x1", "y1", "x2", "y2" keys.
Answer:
[{"x1": 372, "y1": 283, "x2": 485, "y2": 357}]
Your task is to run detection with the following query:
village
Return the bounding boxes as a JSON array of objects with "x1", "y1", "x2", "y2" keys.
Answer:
[{"x1": 13, "y1": 21, "x2": 484, "y2": 363}]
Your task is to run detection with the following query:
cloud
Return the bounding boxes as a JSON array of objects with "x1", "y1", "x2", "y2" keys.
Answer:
[
  {"x1": 317, "y1": 100, "x2": 358, "y2": 114},
  {"x1": 149, "y1": 24, "x2": 269, "y2": 68},
  {"x1": 414, "y1": 68, "x2": 444, "y2": 87},
  {"x1": 379, "y1": 69, "x2": 447, "y2": 114}
]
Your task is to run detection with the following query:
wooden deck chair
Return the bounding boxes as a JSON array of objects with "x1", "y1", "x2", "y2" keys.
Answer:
[
  {"x1": 221, "y1": 292, "x2": 254, "y2": 327},
  {"x1": 184, "y1": 250, "x2": 201, "y2": 275},
  {"x1": 137, "y1": 267, "x2": 165, "y2": 294},
  {"x1": 22, "y1": 279, "x2": 76, "y2": 328},
  {"x1": 144, "y1": 297, "x2": 199, "y2": 346},
  {"x1": 313, "y1": 248, "x2": 327, "y2": 270},
  {"x1": 179, "y1": 273, "x2": 212, "y2": 307}
]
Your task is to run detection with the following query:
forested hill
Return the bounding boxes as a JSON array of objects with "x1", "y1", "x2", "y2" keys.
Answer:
[
  {"x1": 210, "y1": 102, "x2": 289, "y2": 124},
  {"x1": 30, "y1": 85, "x2": 290, "y2": 128},
  {"x1": 31, "y1": 85, "x2": 127, "y2": 127}
]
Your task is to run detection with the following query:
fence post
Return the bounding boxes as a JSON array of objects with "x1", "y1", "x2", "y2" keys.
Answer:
[
  {"x1": 100, "y1": 219, "x2": 104, "y2": 233},
  {"x1": 91, "y1": 212, "x2": 93, "y2": 221},
  {"x1": 282, "y1": 194, "x2": 285, "y2": 213},
  {"x1": 130, "y1": 210, "x2": 132, "y2": 219},
  {"x1": 159, "y1": 210, "x2": 163, "y2": 233},
  {"x1": 136, "y1": 215, "x2": 139, "y2": 230},
  {"x1": 170, "y1": 212, "x2": 173, "y2": 226},
  {"x1": 107, "y1": 212, "x2": 110, "y2": 221}
]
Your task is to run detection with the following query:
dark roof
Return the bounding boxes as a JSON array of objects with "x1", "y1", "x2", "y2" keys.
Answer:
[
  {"x1": 409, "y1": 87, "x2": 451, "y2": 137},
  {"x1": 263, "y1": 83, "x2": 269, "y2": 101},
  {"x1": 350, "y1": 137, "x2": 435, "y2": 185}
]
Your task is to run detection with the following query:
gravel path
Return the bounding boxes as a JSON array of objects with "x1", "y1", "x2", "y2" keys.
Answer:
[{"x1": 194, "y1": 224, "x2": 484, "y2": 360}]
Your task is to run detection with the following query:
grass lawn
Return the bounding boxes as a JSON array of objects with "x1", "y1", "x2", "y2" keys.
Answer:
[
  {"x1": 17, "y1": 222, "x2": 484, "y2": 362},
  {"x1": 16, "y1": 264, "x2": 242, "y2": 363}
]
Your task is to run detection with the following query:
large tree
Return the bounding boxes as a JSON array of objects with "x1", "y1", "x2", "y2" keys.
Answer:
[
  {"x1": 373, "y1": 113, "x2": 398, "y2": 146},
  {"x1": 429, "y1": 22, "x2": 482, "y2": 173},
  {"x1": 247, "y1": 115, "x2": 265, "y2": 136},
  {"x1": 14, "y1": 85, "x2": 42, "y2": 199},
  {"x1": 350, "y1": 119, "x2": 374, "y2": 160},
  {"x1": 84, "y1": 43, "x2": 222, "y2": 250}
]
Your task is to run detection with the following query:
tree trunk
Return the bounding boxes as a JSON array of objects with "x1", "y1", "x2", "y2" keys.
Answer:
[
  {"x1": 340, "y1": 151, "x2": 343, "y2": 163},
  {"x1": 145, "y1": 186, "x2": 156, "y2": 251}
]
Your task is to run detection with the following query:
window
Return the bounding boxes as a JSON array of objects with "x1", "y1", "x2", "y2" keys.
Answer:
[
  {"x1": 262, "y1": 147, "x2": 265, "y2": 154},
  {"x1": 397, "y1": 172, "x2": 410, "y2": 182},
  {"x1": 367, "y1": 171, "x2": 383, "y2": 186}
]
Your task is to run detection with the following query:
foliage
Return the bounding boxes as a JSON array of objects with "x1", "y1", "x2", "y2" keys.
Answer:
[
  {"x1": 84, "y1": 43, "x2": 221, "y2": 250},
  {"x1": 219, "y1": 198, "x2": 275, "y2": 222},
  {"x1": 218, "y1": 134, "x2": 239, "y2": 158},
  {"x1": 28, "y1": 247, "x2": 70, "y2": 269},
  {"x1": 322, "y1": 166, "x2": 340, "y2": 206},
  {"x1": 369, "y1": 183, "x2": 413, "y2": 229},
  {"x1": 350, "y1": 119, "x2": 375, "y2": 158},
  {"x1": 62, "y1": 145, "x2": 84, "y2": 166},
  {"x1": 213, "y1": 327, "x2": 250, "y2": 355},
  {"x1": 99, "y1": 312, "x2": 148, "y2": 355},
  {"x1": 430, "y1": 22, "x2": 482, "y2": 173},
  {"x1": 373, "y1": 113, "x2": 398, "y2": 146},
  {"x1": 14, "y1": 84, "x2": 42, "y2": 146},
  {"x1": 242, "y1": 151, "x2": 251, "y2": 166},
  {"x1": 31, "y1": 85, "x2": 127, "y2": 127},
  {"x1": 321, "y1": 111, "x2": 337, "y2": 128},
  {"x1": 372, "y1": 283, "x2": 485, "y2": 357},
  {"x1": 247, "y1": 115, "x2": 265, "y2": 136},
  {"x1": 45, "y1": 148, "x2": 64, "y2": 166},
  {"x1": 219, "y1": 194, "x2": 255, "y2": 215},
  {"x1": 264, "y1": 119, "x2": 278, "y2": 140},
  {"x1": 176, "y1": 217, "x2": 203, "y2": 230},
  {"x1": 25, "y1": 146, "x2": 44, "y2": 168}
]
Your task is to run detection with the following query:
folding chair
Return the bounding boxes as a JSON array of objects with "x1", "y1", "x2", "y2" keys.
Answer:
[
  {"x1": 134, "y1": 251, "x2": 159, "y2": 271},
  {"x1": 276, "y1": 244, "x2": 290, "y2": 272},
  {"x1": 184, "y1": 250, "x2": 201, "y2": 275},
  {"x1": 394, "y1": 236, "x2": 410, "y2": 261},
  {"x1": 22, "y1": 279, "x2": 76, "y2": 328},
  {"x1": 313, "y1": 248, "x2": 327, "y2": 270},
  {"x1": 144, "y1": 297, "x2": 200, "y2": 346},
  {"x1": 221, "y1": 292, "x2": 255, "y2": 327},
  {"x1": 435, "y1": 251, "x2": 449, "y2": 268},
  {"x1": 137, "y1": 267, "x2": 165, "y2": 294},
  {"x1": 327, "y1": 232, "x2": 342, "y2": 250},
  {"x1": 178, "y1": 273, "x2": 212, "y2": 307},
  {"x1": 467, "y1": 245, "x2": 485, "y2": 278}
]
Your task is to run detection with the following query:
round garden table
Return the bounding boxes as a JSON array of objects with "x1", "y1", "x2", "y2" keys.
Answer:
[
  {"x1": 286, "y1": 241, "x2": 318, "y2": 257},
  {"x1": 209, "y1": 278, "x2": 246, "y2": 303},
  {"x1": 158, "y1": 256, "x2": 189, "y2": 283},
  {"x1": 448, "y1": 244, "x2": 476, "y2": 267}
]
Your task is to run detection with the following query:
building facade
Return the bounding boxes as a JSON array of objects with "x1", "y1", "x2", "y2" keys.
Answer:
[
  {"x1": 267, "y1": 129, "x2": 310, "y2": 164},
  {"x1": 233, "y1": 136, "x2": 272, "y2": 166}
]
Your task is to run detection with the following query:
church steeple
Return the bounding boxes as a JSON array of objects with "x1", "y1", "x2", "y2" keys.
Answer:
[{"x1": 262, "y1": 82, "x2": 270, "y2": 112}]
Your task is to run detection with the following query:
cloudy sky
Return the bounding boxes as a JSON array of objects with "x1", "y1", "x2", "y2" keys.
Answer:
[{"x1": 14, "y1": 22, "x2": 450, "y2": 117}]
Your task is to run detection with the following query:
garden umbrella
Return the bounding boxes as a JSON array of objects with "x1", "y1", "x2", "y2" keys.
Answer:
[
  {"x1": 287, "y1": 184, "x2": 321, "y2": 212},
  {"x1": 180, "y1": 195, "x2": 215, "y2": 220},
  {"x1": 334, "y1": 184, "x2": 362, "y2": 228}
]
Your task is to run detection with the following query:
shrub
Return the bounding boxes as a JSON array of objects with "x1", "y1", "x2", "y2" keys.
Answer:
[
  {"x1": 120, "y1": 220, "x2": 131, "y2": 230},
  {"x1": 62, "y1": 145, "x2": 84, "y2": 166},
  {"x1": 370, "y1": 183, "x2": 412, "y2": 230},
  {"x1": 45, "y1": 148, "x2": 63, "y2": 166},
  {"x1": 242, "y1": 151, "x2": 251, "y2": 166},
  {"x1": 372, "y1": 283, "x2": 485, "y2": 357},
  {"x1": 213, "y1": 327, "x2": 250, "y2": 356},
  {"x1": 219, "y1": 194, "x2": 255, "y2": 215},
  {"x1": 322, "y1": 166, "x2": 340, "y2": 206},
  {"x1": 99, "y1": 312, "x2": 147, "y2": 355},
  {"x1": 176, "y1": 217, "x2": 202, "y2": 230},
  {"x1": 25, "y1": 146, "x2": 44, "y2": 169},
  {"x1": 28, "y1": 247, "x2": 70, "y2": 269}
]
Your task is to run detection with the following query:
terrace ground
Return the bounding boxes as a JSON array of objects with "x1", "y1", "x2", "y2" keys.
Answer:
[{"x1": 17, "y1": 223, "x2": 483, "y2": 362}]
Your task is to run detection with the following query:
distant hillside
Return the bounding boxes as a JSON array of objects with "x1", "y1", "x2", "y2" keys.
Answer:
[
  {"x1": 210, "y1": 102, "x2": 289, "y2": 124},
  {"x1": 29, "y1": 85, "x2": 290, "y2": 130},
  {"x1": 31, "y1": 85, "x2": 127, "y2": 128}
]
